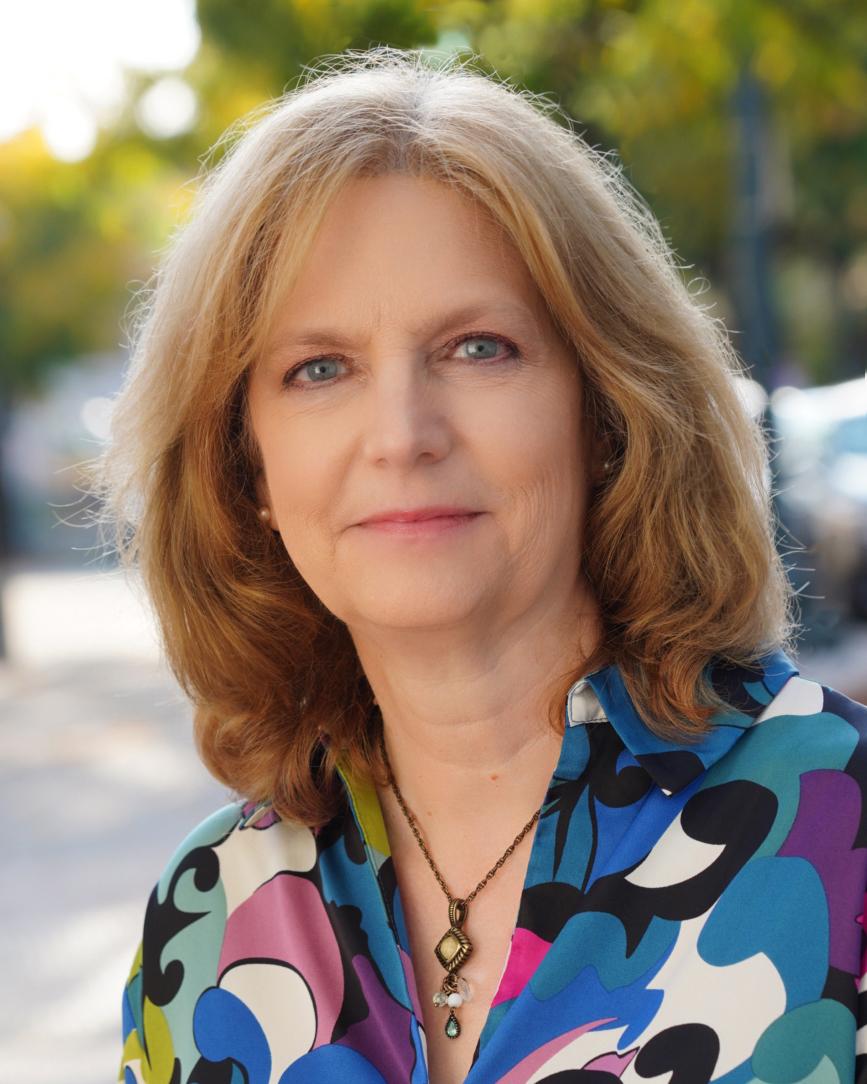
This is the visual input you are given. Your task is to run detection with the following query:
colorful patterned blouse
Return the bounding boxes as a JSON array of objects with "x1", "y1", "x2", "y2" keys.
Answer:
[{"x1": 119, "y1": 648, "x2": 867, "y2": 1083}]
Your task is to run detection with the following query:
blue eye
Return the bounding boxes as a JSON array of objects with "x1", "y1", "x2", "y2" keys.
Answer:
[
  {"x1": 459, "y1": 336, "x2": 507, "y2": 360},
  {"x1": 282, "y1": 357, "x2": 345, "y2": 387},
  {"x1": 281, "y1": 331, "x2": 518, "y2": 389}
]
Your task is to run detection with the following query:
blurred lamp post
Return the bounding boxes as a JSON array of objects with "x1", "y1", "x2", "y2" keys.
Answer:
[{"x1": 729, "y1": 62, "x2": 785, "y2": 393}]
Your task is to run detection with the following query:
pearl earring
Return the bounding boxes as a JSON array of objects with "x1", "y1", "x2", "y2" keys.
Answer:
[{"x1": 258, "y1": 506, "x2": 271, "y2": 522}]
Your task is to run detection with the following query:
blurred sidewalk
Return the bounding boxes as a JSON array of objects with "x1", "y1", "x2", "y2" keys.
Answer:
[
  {"x1": 0, "y1": 564, "x2": 230, "y2": 1084},
  {"x1": 1, "y1": 563, "x2": 865, "y2": 1084}
]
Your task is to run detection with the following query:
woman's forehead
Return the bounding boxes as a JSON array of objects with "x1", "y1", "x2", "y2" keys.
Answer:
[
  {"x1": 251, "y1": 174, "x2": 564, "y2": 369},
  {"x1": 262, "y1": 298, "x2": 546, "y2": 358}
]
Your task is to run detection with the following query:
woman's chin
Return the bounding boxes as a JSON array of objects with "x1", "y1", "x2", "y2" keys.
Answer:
[{"x1": 346, "y1": 589, "x2": 491, "y2": 631}]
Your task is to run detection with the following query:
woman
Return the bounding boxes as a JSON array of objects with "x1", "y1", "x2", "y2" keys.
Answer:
[{"x1": 101, "y1": 46, "x2": 867, "y2": 1084}]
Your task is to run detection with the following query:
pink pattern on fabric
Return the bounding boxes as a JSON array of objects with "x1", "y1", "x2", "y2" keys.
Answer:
[
  {"x1": 491, "y1": 926, "x2": 552, "y2": 1007},
  {"x1": 219, "y1": 873, "x2": 343, "y2": 1048},
  {"x1": 857, "y1": 891, "x2": 867, "y2": 985},
  {"x1": 238, "y1": 800, "x2": 280, "y2": 830},
  {"x1": 496, "y1": 1018, "x2": 618, "y2": 1083},
  {"x1": 585, "y1": 1047, "x2": 639, "y2": 1073}
]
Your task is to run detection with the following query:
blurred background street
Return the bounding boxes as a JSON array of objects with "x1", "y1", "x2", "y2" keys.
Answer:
[
  {"x1": 1, "y1": 1, "x2": 866, "y2": 1082},
  {"x1": 0, "y1": 567, "x2": 229, "y2": 1084}
]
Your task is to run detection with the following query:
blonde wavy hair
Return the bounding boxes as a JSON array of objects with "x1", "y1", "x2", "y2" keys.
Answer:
[{"x1": 91, "y1": 46, "x2": 799, "y2": 828}]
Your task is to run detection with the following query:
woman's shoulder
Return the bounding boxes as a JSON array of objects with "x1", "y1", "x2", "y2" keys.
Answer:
[
  {"x1": 150, "y1": 796, "x2": 319, "y2": 898},
  {"x1": 119, "y1": 796, "x2": 323, "y2": 1083},
  {"x1": 761, "y1": 669, "x2": 867, "y2": 748},
  {"x1": 714, "y1": 667, "x2": 867, "y2": 794},
  {"x1": 156, "y1": 797, "x2": 248, "y2": 881},
  {"x1": 136, "y1": 795, "x2": 323, "y2": 959}
]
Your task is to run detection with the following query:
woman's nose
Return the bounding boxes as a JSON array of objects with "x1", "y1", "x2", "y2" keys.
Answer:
[{"x1": 360, "y1": 358, "x2": 452, "y2": 468}]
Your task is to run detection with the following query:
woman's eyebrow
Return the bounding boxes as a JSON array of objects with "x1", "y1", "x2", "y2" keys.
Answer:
[{"x1": 264, "y1": 300, "x2": 542, "y2": 356}]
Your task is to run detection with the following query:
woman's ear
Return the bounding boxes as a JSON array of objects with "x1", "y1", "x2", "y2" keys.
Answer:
[
  {"x1": 254, "y1": 469, "x2": 272, "y2": 515},
  {"x1": 589, "y1": 436, "x2": 616, "y2": 488},
  {"x1": 581, "y1": 421, "x2": 601, "y2": 483}
]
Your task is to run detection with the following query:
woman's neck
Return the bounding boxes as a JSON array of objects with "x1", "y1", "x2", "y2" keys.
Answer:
[{"x1": 355, "y1": 581, "x2": 602, "y2": 852}]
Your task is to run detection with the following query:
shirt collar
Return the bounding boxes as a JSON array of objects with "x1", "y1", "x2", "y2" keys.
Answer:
[
  {"x1": 335, "y1": 648, "x2": 802, "y2": 843},
  {"x1": 569, "y1": 648, "x2": 800, "y2": 796}
]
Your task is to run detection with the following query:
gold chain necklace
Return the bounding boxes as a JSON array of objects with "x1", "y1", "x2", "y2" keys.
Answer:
[{"x1": 377, "y1": 720, "x2": 543, "y2": 1040}]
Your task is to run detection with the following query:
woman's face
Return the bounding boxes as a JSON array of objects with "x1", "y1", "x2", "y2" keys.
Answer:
[{"x1": 247, "y1": 173, "x2": 596, "y2": 637}]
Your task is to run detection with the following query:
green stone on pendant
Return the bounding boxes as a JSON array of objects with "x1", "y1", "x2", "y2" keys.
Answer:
[{"x1": 445, "y1": 1010, "x2": 461, "y2": 1038}]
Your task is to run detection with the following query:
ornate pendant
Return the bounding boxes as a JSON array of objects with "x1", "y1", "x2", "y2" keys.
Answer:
[
  {"x1": 434, "y1": 898, "x2": 473, "y2": 972},
  {"x1": 432, "y1": 899, "x2": 474, "y2": 1039}
]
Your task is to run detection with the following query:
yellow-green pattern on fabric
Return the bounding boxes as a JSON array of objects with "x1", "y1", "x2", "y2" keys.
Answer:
[{"x1": 336, "y1": 756, "x2": 391, "y2": 857}]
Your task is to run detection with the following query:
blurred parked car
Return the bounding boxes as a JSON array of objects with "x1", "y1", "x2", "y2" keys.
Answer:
[
  {"x1": 767, "y1": 377, "x2": 867, "y2": 632},
  {"x1": 1, "y1": 350, "x2": 125, "y2": 567}
]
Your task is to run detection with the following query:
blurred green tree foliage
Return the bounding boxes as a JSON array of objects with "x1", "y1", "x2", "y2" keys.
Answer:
[
  {"x1": 0, "y1": 0, "x2": 865, "y2": 397},
  {"x1": 0, "y1": 130, "x2": 189, "y2": 396}
]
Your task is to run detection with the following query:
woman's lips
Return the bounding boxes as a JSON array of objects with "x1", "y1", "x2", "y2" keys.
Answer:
[{"x1": 356, "y1": 512, "x2": 483, "y2": 536}]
